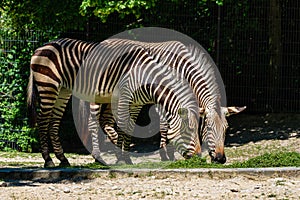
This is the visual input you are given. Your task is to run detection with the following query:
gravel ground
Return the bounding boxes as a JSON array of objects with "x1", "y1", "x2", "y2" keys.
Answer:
[
  {"x1": 0, "y1": 114, "x2": 299, "y2": 199},
  {"x1": 1, "y1": 172, "x2": 300, "y2": 199}
]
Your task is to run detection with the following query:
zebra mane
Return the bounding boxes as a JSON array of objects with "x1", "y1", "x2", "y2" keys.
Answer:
[{"x1": 186, "y1": 44, "x2": 225, "y2": 112}]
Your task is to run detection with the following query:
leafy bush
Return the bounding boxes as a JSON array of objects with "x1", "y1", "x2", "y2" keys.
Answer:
[{"x1": 0, "y1": 32, "x2": 38, "y2": 152}]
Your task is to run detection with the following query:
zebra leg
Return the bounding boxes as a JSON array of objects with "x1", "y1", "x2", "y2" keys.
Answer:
[
  {"x1": 115, "y1": 105, "x2": 144, "y2": 165},
  {"x1": 159, "y1": 120, "x2": 169, "y2": 161},
  {"x1": 158, "y1": 110, "x2": 176, "y2": 161},
  {"x1": 114, "y1": 126, "x2": 125, "y2": 164},
  {"x1": 114, "y1": 126, "x2": 133, "y2": 165},
  {"x1": 48, "y1": 88, "x2": 71, "y2": 167},
  {"x1": 166, "y1": 143, "x2": 176, "y2": 161},
  {"x1": 159, "y1": 135, "x2": 176, "y2": 161},
  {"x1": 99, "y1": 104, "x2": 118, "y2": 145},
  {"x1": 89, "y1": 103, "x2": 107, "y2": 165},
  {"x1": 37, "y1": 111, "x2": 55, "y2": 168},
  {"x1": 36, "y1": 87, "x2": 63, "y2": 168},
  {"x1": 98, "y1": 103, "x2": 126, "y2": 165},
  {"x1": 99, "y1": 103, "x2": 134, "y2": 165}
]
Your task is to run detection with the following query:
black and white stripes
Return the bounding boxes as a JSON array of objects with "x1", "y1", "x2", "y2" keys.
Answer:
[
  {"x1": 27, "y1": 38, "x2": 97, "y2": 167},
  {"x1": 27, "y1": 36, "x2": 243, "y2": 167}
]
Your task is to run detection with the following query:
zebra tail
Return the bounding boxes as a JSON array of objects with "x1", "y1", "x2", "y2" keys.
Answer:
[{"x1": 27, "y1": 69, "x2": 37, "y2": 128}]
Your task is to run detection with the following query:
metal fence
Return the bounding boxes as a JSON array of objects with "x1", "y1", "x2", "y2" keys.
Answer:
[{"x1": 1, "y1": 1, "x2": 299, "y2": 114}]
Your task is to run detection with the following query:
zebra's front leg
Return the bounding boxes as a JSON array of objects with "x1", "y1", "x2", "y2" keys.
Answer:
[
  {"x1": 159, "y1": 121, "x2": 169, "y2": 161},
  {"x1": 115, "y1": 105, "x2": 143, "y2": 165},
  {"x1": 114, "y1": 127, "x2": 133, "y2": 165},
  {"x1": 158, "y1": 111, "x2": 176, "y2": 161},
  {"x1": 89, "y1": 103, "x2": 107, "y2": 165}
]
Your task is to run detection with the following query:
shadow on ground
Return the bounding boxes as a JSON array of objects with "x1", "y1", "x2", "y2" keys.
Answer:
[{"x1": 225, "y1": 113, "x2": 300, "y2": 147}]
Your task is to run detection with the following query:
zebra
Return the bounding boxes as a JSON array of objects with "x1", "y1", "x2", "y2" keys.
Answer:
[
  {"x1": 83, "y1": 38, "x2": 245, "y2": 164},
  {"x1": 113, "y1": 53, "x2": 201, "y2": 159},
  {"x1": 27, "y1": 38, "x2": 98, "y2": 167},
  {"x1": 27, "y1": 37, "x2": 244, "y2": 167}
]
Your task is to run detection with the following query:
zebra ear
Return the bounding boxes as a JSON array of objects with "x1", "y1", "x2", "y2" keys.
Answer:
[
  {"x1": 178, "y1": 107, "x2": 188, "y2": 119},
  {"x1": 223, "y1": 106, "x2": 246, "y2": 117}
]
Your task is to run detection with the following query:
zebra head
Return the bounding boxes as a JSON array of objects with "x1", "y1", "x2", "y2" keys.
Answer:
[
  {"x1": 176, "y1": 107, "x2": 201, "y2": 159},
  {"x1": 200, "y1": 106, "x2": 246, "y2": 164}
]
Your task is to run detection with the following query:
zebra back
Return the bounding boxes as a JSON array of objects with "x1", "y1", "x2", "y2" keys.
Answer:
[{"x1": 27, "y1": 38, "x2": 98, "y2": 127}]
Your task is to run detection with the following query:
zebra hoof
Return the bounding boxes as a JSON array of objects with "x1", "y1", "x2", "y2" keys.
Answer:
[
  {"x1": 115, "y1": 158, "x2": 133, "y2": 165},
  {"x1": 95, "y1": 158, "x2": 108, "y2": 166},
  {"x1": 124, "y1": 157, "x2": 133, "y2": 165},
  {"x1": 159, "y1": 151, "x2": 169, "y2": 161},
  {"x1": 160, "y1": 157, "x2": 169, "y2": 162},
  {"x1": 169, "y1": 157, "x2": 176, "y2": 161},
  {"x1": 59, "y1": 160, "x2": 71, "y2": 167},
  {"x1": 44, "y1": 160, "x2": 55, "y2": 168},
  {"x1": 115, "y1": 159, "x2": 126, "y2": 165}
]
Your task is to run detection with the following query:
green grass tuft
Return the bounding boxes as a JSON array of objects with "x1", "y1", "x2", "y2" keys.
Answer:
[
  {"x1": 166, "y1": 156, "x2": 222, "y2": 168},
  {"x1": 72, "y1": 162, "x2": 110, "y2": 169},
  {"x1": 162, "y1": 152, "x2": 300, "y2": 169},
  {"x1": 228, "y1": 152, "x2": 300, "y2": 168}
]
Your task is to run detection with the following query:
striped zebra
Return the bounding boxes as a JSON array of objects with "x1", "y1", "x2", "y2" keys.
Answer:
[
  {"x1": 113, "y1": 53, "x2": 201, "y2": 159},
  {"x1": 28, "y1": 37, "x2": 244, "y2": 167},
  {"x1": 84, "y1": 39, "x2": 245, "y2": 164},
  {"x1": 27, "y1": 38, "x2": 98, "y2": 167}
]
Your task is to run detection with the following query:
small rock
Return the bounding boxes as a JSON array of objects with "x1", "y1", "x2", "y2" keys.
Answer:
[
  {"x1": 48, "y1": 186, "x2": 55, "y2": 191},
  {"x1": 230, "y1": 188, "x2": 239, "y2": 193},
  {"x1": 290, "y1": 132, "x2": 297, "y2": 137},
  {"x1": 112, "y1": 186, "x2": 119, "y2": 190},
  {"x1": 165, "y1": 188, "x2": 173, "y2": 195},
  {"x1": 254, "y1": 185, "x2": 261, "y2": 189},
  {"x1": 63, "y1": 187, "x2": 71, "y2": 193}
]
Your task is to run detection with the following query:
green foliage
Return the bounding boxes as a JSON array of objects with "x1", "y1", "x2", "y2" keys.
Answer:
[
  {"x1": 0, "y1": 30, "x2": 43, "y2": 152},
  {"x1": 80, "y1": 0, "x2": 158, "y2": 22},
  {"x1": 1, "y1": 0, "x2": 86, "y2": 32},
  {"x1": 80, "y1": 0, "x2": 223, "y2": 23}
]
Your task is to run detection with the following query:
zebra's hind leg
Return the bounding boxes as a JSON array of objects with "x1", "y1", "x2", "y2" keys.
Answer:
[
  {"x1": 37, "y1": 114, "x2": 55, "y2": 168},
  {"x1": 49, "y1": 88, "x2": 71, "y2": 167}
]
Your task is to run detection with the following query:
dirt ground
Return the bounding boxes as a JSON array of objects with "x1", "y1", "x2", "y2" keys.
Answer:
[{"x1": 0, "y1": 113, "x2": 299, "y2": 199}]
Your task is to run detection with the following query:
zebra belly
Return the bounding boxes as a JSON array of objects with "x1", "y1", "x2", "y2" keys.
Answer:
[{"x1": 72, "y1": 91, "x2": 113, "y2": 103}]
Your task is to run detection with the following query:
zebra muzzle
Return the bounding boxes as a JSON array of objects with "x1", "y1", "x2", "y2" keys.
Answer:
[{"x1": 210, "y1": 151, "x2": 226, "y2": 164}]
